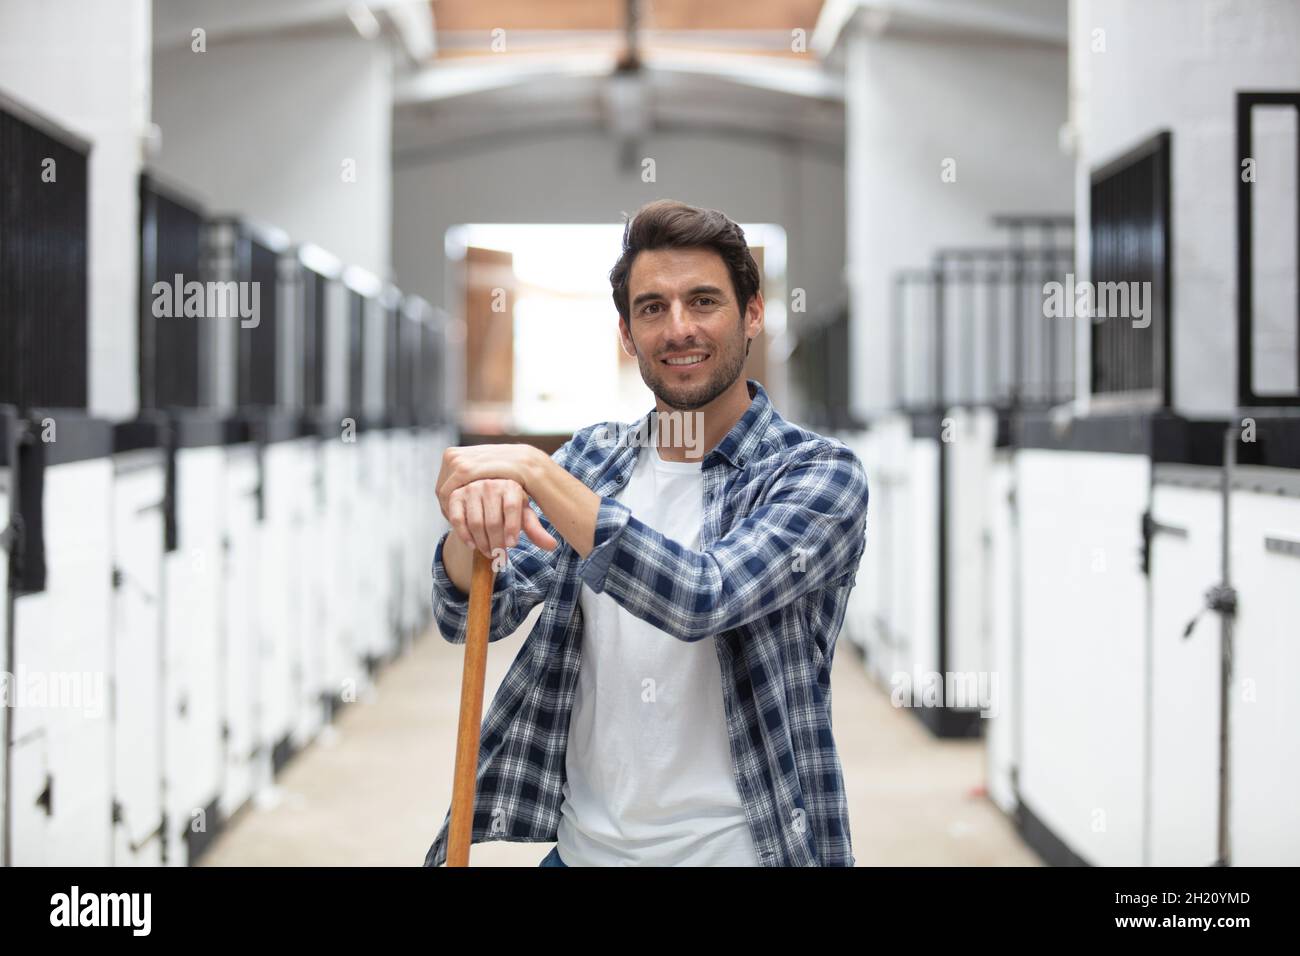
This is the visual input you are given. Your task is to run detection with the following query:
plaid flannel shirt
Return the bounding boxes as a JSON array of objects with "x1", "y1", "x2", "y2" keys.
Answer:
[{"x1": 422, "y1": 379, "x2": 869, "y2": 867}]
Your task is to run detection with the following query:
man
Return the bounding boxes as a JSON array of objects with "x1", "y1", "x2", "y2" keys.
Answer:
[{"x1": 423, "y1": 199, "x2": 868, "y2": 867}]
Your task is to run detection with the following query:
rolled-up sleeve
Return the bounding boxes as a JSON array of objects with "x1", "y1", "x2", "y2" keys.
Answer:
[
  {"x1": 575, "y1": 496, "x2": 634, "y2": 592},
  {"x1": 430, "y1": 529, "x2": 534, "y2": 645}
]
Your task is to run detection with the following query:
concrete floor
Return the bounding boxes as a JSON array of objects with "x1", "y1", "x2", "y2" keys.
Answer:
[{"x1": 201, "y1": 609, "x2": 1042, "y2": 867}]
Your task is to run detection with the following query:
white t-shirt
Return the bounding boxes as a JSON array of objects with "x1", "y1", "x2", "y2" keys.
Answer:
[{"x1": 555, "y1": 433, "x2": 760, "y2": 866}]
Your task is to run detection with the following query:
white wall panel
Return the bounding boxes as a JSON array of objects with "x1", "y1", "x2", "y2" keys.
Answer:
[
  {"x1": 164, "y1": 445, "x2": 225, "y2": 863},
  {"x1": 11, "y1": 458, "x2": 114, "y2": 865},
  {"x1": 1016, "y1": 448, "x2": 1149, "y2": 865},
  {"x1": 259, "y1": 440, "x2": 304, "y2": 756},
  {"x1": 220, "y1": 446, "x2": 262, "y2": 818},
  {"x1": 110, "y1": 453, "x2": 167, "y2": 866},
  {"x1": 1228, "y1": 484, "x2": 1300, "y2": 864},
  {"x1": 293, "y1": 439, "x2": 327, "y2": 749},
  {"x1": 985, "y1": 451, "x2": 1019, "y2": 815},
  {"x1": 1148, "y1": 479, "x2": 1222, "y2": 866}
]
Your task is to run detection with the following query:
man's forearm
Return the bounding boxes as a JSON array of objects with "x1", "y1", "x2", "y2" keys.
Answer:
[
  {"x1": 523, "y1": 452, "x2": 602, "y2": 559},
  {"x1": 440, "y1": 531, "x2": 474, "y2": 595}
]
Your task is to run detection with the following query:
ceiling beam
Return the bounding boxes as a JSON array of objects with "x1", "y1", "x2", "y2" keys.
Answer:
[
  {"x1": 395, "y1": 49, "x2": 842, "y2": 106},
  {"x1": 812, "y1": 0, "x2": 1068, "y2": 58},
  {"x1": 153, "y1": 0, "x2": 434, "y2": 60}
]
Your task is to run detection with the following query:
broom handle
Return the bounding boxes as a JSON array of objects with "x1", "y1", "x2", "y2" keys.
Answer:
[{"x1": 447, "y1": 547, "x2": 496, "y2": 866}]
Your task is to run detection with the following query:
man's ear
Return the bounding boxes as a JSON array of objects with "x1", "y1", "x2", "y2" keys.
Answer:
[
  {"x1": 746, "y1": 290, "x2": 765, "y2": 341},
  {"x1": 618, "y1": 317, "x2": 637, "y2": 358}
]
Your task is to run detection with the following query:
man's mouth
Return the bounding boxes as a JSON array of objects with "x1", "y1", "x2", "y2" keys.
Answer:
[{"x1": 662, "y1": 352, "x2": 709, "y2": 368}]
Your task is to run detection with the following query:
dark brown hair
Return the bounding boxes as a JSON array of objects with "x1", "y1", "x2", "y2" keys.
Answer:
[{"x1": 609, "y1": 199, "x2": 761, "y2": 327}]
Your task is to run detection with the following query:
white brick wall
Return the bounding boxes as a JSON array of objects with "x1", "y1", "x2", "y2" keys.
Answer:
[{"x1": 1071, "y1": 0, "x2": 1300, "y2": 415}]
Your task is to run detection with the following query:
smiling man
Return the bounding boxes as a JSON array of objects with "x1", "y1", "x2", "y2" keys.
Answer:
[{"x1": 423, "y1": 199, "x2": 869, "y2": 867}]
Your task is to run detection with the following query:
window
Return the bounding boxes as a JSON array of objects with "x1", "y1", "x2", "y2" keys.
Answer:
[{"x1": 1089, "y1": 130, "x2": 1172, "y2": 406}]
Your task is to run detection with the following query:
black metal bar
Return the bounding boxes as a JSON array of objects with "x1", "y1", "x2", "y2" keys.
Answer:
[
  {"x1": 1011, "y1": 239, "x2": 1025, "y2": 407},
  {"x1": 309, "y1": 270, "x2": 326, "y2": 409},
  {"x1": 385, "y1": 293, "x2": 401, "y2": 418},
  {"x1": 1158, "y1": 130, "x2": 1173, "y2": 409},
  {"x1": 892, "y1": 274, "x2": 904, "y2": 409},
  {"x1": 1240, "y1": 93, "x2": 1257, "y2": 406},
  {"x1": 1046, "y1": 253, "x2": 1058, "y2": 403},
  {"x1": 937, "y1": 411, "x2": 949, "y2": 709},
  {"x1": 986, "y1": 270, "x2": 1000, "y2": 405},
  {"x1": 992, "y1": 214, "x2": 1074, "y2": 230},
  {"x1": 1236, "y1": 92, "x2": 1300, "y2": 406},
  {"x1": 347, "y1": 289, "x2": 365, "y2": 417},
  {"x1": 933, "y1": 266, "x2": 945, "y2": 411},
  {"x1": 139, "y1": 176, "x2": 157, "y2": 411},
  {"x1": 933, "y1": 246, "x2": 1069, "y2": 261},
  {"x1": 243, "y1": 233, "x2": 282, "y2": 407},
  {"x1": 961, "y1": 258, "x2": 976, "y2": 405}
]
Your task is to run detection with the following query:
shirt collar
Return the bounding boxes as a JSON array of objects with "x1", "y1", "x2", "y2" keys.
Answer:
[
  {"x1": 707, "y1": 378, "x2": 772, "y2": 469},
  {"x1": 617, "y1": 378, "x2": 772, "y2": 472}
]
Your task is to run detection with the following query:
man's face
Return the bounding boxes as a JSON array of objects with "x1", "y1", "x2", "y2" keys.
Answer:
[{"x1": 619, "y1": 246, "x2": 763, "y2": 411}]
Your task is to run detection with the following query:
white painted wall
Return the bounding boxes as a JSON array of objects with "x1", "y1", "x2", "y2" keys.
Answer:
[
  {"x1": 152, "y1": 32, "x2": 393, "y2": 278},
  {"x1": 1070, "y1": 0, "x2": 1300, "y2": 416},
  {"x1": 0, "y1": 0, "x2": 153, "y2": 421},
  {"x1": 843, "y1": 26, "x2": 1073, "y2": 416},
  {"x1": 154, "y1": 0, "x2": 377, "y2": 48},
  {"x1": 391, "y1": 130, "x2": 846, "y2": 418}
]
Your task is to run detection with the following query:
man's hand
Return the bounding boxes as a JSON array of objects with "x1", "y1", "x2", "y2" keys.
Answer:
[
  {"x1": 438, "y1": 477, "x2": 558, "y2": 596},
  {"x1": 435, "y1": 440, "x2": 602, "y2": 567},
  {"x1": 436, "y1": 444, "x2": 543, "y2": 513},
  {"x1": 443, "y1": 477, "x2": 558, "y2": 558}
]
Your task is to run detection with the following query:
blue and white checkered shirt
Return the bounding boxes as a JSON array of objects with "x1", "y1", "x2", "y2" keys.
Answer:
[{"x1": 422, "y1": 379, "x2": 869, "y2": 867}]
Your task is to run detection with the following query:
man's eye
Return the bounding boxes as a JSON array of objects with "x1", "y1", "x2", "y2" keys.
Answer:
[{"x1": 695, "y1": 297, "x2": 715, "y2": 306}]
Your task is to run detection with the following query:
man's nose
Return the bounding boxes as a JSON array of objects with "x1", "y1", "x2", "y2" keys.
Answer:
[{"x1": 666, "y1": 300, "x2": 696, "y2": 339}]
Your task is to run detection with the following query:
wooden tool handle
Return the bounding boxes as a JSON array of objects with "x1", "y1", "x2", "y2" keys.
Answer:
[{"x1": 447, "y1": 547, "x2": 496, "y2": 867}]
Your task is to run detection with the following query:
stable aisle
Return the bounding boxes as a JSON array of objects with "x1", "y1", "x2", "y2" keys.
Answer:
[{"x1": 202, "y1": 610, "x2": 1040, "y2": 867}]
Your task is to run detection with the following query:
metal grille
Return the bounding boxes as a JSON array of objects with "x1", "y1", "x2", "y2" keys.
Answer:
[
  {"x1": 385, "y1": 298, "x2": 400, "y2": 416},
  {"x1": 139, "y1": 174, "x2": 205, "y2": 408},
  {"x1": 301, "y1": 266, "x2": 328, "y2": 410},
  {"x1": 239, "y1": 234, "x2": 283, "y2": 407},
  {"x1": 347, "y1": 288, "x2": 365, "y2": 415},
  {"x1": 0, "y1": 99, "x2": 89, "y2": 411},
  {"x1": 417, "y1": 303, "x2": 445, "y2": 424},
  {"x1": 791, "y1": 305, "x2": 853, "y2": 428},
  {"x1": 399, "y1": 307, "x2": 420, "y2": 418},
  {"x1": 893, "y1": 243, "x2": 1075, "y2": 411},
  {"x1": 1089, "y1": 130, "x2": 1171, "y2": 404}
]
